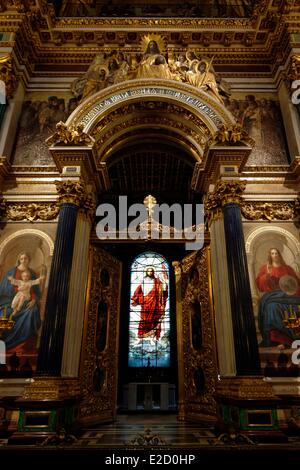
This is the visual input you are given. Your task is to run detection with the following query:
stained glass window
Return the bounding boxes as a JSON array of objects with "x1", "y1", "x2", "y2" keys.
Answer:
[{"x1": 128, "y1": 252, "x2": 170, "y2": 368}]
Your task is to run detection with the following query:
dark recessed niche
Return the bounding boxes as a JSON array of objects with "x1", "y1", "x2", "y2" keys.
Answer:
[
  {"x1": 191, "y1": 301, "x2": 202, "y2": 350},
  {"x1": 194, "y1": 368, "x2": 205, "y2": 393},
  {"x1": 100, "y1": 268, "x2": 110, "y2": 286},
  {"x1": 93, "y1": 367, "x2": 105, "y2": 393},
  {"x1": 96, "y1": 301, "x2": 108, "y2": 352}
]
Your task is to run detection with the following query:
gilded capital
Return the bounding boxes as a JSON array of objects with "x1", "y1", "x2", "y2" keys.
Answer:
[
  {"x1": 205, "y1": 180, "x2": 246, "y2": 215},
  {"x1": 80, "y1": 193, "x2": 96, "y2": 221},
  {"x1": 46, "y1": 122, "x2": 94, "y2": 147},
  {"x1": 55, "y1": 180, "x2": 86, "y2": 206},
  {"x1": 214, "y1": 180, "x2": 246, "y2": 205}
]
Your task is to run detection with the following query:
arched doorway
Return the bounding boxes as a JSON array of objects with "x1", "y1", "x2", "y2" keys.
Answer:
[{"x1": 48, "y1": 78, "x2": 236, "y2": 425}]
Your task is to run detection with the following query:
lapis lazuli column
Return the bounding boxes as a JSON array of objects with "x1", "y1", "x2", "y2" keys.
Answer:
[
  {"x1": 37, "y1": 180, "x2": 84, "y2": 376},
  {"x1": 220, "y1": 181, "x2": 261, "y2": 375}
]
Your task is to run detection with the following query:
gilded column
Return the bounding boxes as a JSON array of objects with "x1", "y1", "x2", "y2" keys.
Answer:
[
  {"x1": 205, "y1": 195, "x2": 236, "y2": 377},
  {"x1": 61, "y1": 194, "x2": 95, "y2": 377},
  {"x1": 36, "y1": 180, "x2": 85, "y2": 376},
  {"x1": 216, "y1": 180, "x2": 260, "y2": 375}
]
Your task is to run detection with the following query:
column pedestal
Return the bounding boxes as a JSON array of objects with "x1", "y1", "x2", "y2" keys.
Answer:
[
  {"x1": 215, "y1": 377, "x2": 287, "y2": 443},
  {"x1": 8, "y1": 378, "x2": 80, "y2": 444},
  {"x1": 10, "y1": 180, "x2": 87, "y2": 443}
]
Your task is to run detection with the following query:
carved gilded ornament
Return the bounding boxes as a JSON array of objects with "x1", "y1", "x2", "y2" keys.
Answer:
[
  {"x1": 0, "y1": 198, "x2": 59, "y2": 222},
  {"x1": 22, "y1": 378, "x2": 81, "y2": 401},
  {"x1": 213, "y1": 124, "x2": 254, "y2": 146},
  {"x1": 71, "y1": 38, "x2": 228, "y2": 106},
  {"x1": 289, "y1": 55, "x2": 300, "y2": 81},
  {"x1": 241, "y1": 201, "x2": 300, "y2": 221},
  {"x1": 179, "y1": 249, "x2": 218, "y2": 417},
  {"x1": 8, "y1": 203, "x2": 58, "y2": 221},
  {"x1": 79, "y1": 247, "x2": 121, "y2": 421},
  {"x1": 55, "y1": 180, "x2": 86, "y2": 206},
  {"x1": 46, "y1": 121, "x2": 94, "y2": 147},
  {"x1": 0, "y1": 54, "x2": 17, "y2": 100},
  {"x1": 206, "y1": 181, "x2": 246, "y2": 215},
  {"x1": 216, "y1": 376, "x2": 275, "y2": 400},
  {"x1": 204, "y1": 193, "x2": 223, "y2": 220},
  {"x1": 80, "y1": 193, "x2": 96, "y2": 221}
]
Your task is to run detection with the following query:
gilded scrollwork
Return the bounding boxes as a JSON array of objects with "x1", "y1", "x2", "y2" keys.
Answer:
[
  {"x1": 5, "y1": 202, "x2": 59, "y2": 221},
  {"x1": 46, "y1": 121, "x2": 94, "y2": 147},
  {"x1": 241, "y1": 201, "x2": 299, "y2": 221},
  {"x1": 79, "y1": 246, "x2": 121, "y2": 421}
]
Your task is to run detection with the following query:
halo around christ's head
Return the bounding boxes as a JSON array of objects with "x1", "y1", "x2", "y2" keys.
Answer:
[{"x1": 140, "y1": 34, "x2": 166, "y2": 55}]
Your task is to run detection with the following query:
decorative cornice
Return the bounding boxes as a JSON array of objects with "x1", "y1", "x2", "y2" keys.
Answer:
[
  {"x1": 46, "y1": 122, "x2": 94, "y2": 147},
  {"x1": 241, "y1": 200, "x2": 300, "y2": 221}
]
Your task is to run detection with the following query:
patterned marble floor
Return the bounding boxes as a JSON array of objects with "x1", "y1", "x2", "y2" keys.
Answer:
[
  {"x1": 74, "y1": 414, "x2": 217, "y2": 448},
  {"x1": 1, "y1": 415, "x2": 300, "y2": 469}
]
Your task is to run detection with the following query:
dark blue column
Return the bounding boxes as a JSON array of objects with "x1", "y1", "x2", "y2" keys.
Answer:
[
  {"x1": 37, "y1": 202, "x2": 78, "y2": 376},
  {"x1": 0, "y1": 104, "x2": 6, "y2": 129},
  {"x1": 223, "y1": 202, "x2": 261, "y2": 375}
]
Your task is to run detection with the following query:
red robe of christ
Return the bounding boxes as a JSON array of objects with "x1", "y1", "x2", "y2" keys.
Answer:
[{"x1": 131, "y1": 276, "x2": 167, "y2": 339}]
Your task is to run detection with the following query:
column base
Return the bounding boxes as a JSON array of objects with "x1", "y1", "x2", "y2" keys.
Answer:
[
  {"x1": 8, "y1": 377, "x2": 81, "y2": 445},
  {"x1": 215, "y1": 376, "x2": 287, "y2": 443}
]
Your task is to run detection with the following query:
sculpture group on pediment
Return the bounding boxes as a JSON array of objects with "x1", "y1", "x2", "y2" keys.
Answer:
[{"x1": 71, "y1": 37, "x2": 229, "y2": 104}]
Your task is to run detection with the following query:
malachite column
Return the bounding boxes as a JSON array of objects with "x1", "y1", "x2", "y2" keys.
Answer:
[
  {"x1": 216, "y1": 180, "x2": 260, "y2": 375},
  {"x1": 37, "y1": 180, "x2": 86, "y2": 376}
]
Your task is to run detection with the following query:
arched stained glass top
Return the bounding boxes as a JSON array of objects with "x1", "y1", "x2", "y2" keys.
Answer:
[{"x1": 128, "y1": 252, "x2": 170, "y2": 368}]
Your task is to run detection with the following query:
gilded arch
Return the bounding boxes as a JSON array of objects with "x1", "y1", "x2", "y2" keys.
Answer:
[{"x1": 66, "y1": 79, "x2": 235, "y2": 164}]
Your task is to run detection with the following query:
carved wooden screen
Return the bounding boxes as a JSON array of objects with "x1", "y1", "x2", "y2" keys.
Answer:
[
  {"x1": 174, "y1": 247, "x2": 218, "y2": 422},
  {"x1": 79, "y1": 246, "x2": 122, "y2": 425}
]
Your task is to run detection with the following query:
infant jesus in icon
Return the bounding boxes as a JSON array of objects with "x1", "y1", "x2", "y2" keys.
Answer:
[{"x1": 8, "y1": 270, "x2": 44, "y2": 317}]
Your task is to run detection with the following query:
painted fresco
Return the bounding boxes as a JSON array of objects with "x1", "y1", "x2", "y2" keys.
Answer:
[
  {"x1": 246, "y1": 225, "x2": 300, "y2": 376},
  {"x1": 225, "y1": 94, "x2": 289, "y2": 165},
  {"x1": 12, "y1": 94, "x2": 79, "y2": 166},
  {"x1": 0, "y1": 230, "x2": 53, "y2": 374}
]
